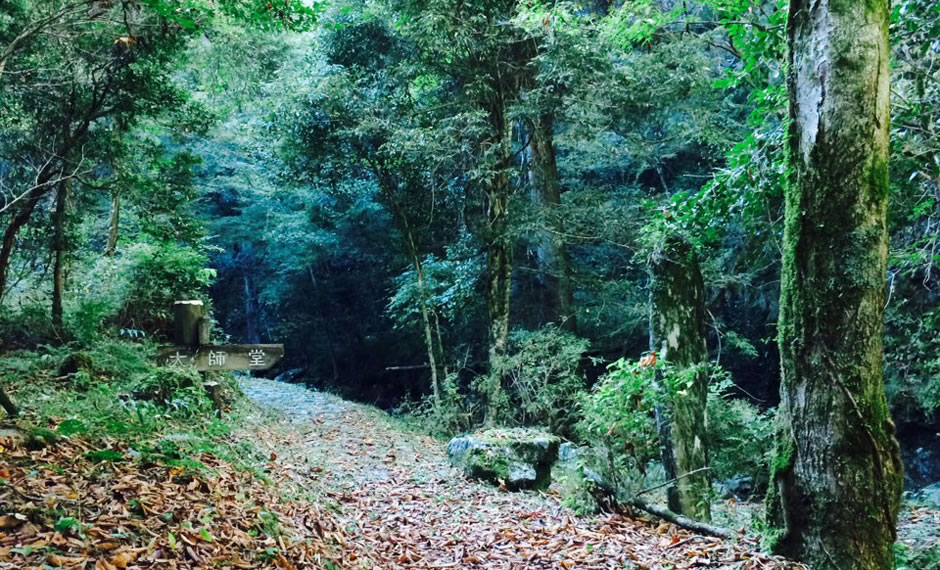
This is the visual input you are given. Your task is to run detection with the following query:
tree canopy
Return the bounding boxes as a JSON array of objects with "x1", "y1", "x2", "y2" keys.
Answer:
[{"x1": 2, "y1": 1, "x2": 938, "y2": 568}]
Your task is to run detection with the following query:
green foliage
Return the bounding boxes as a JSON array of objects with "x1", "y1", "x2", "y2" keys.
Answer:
[
  {"x1": 488, "y1": 326, "x2": 589, "y2": 434},
  {"x1": 122, "y1": 242, "x2": 216, "y2": 333},
  {"x1": 579, "y1": 354, "x2": 772, "y2": 500},
  {"x1": 885, "y1": 303, "x2": 940, "y2": 421},
  {"x1": 134, "y1": 367, "x2": 212, "y2": 415},
  {"x1": 578, "y1": 356, "x2": 663, "y2": 475},
  {"x1": 84, "y1": 449, "x2": 125, "y2": 463},
  {"x1": 896, "y1": 542, "x2": 940, "y2": 570},
  {"x1": 56, "y1": 419, "x2": 88, "y2": 437},
  {"x1": 705, "y1": 376, "x2": 774, "y2": 488}
]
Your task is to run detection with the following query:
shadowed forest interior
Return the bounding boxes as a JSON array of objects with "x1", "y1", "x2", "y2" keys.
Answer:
[{"x1": 1, "y1": 1, "x2": 938, "y2": 569}]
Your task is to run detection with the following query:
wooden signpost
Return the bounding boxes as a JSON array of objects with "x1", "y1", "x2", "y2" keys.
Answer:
[{"x1": 159, "y1": 300, "x2": 284, "y2": 372}]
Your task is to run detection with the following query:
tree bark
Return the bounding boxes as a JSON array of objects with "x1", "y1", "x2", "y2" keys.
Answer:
[
  {"x1": 51, "y1": 179, "x2": 69, "y2": 330},
  {"x1": 652, "y1": 401, "x2": 681, "y2": 513},
  {"x1": 769, "y1": 1, "x2": 903, "y2": 567},
  {"x1": 0, "y1": 385, "x2": 17, "y2": 417},
  {"x1": 649, "y1": 235, "x2": 711, "y2": 522},
  {"x1": 0, "y1": 182, "x2": 50, "y2": 302},
  {"x1": 483, "y1": 99, "x2": 513, "y2": 424},
  {"x1": 103, "y1": 191, "x2": 120, "y2": 256},
  {"x1": 529, "y1": 114, "x2": 576, "y2": 333}
]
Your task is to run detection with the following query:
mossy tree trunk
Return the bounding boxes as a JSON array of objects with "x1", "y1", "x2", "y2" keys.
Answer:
[
  {"x1": 483, "y1": 96, "x2": 514, "y2": 424},
  {"x1": 649, "y1": 235, "x2": 711, "y2": 522},
  {"x1": 768, "y1": 1, "x2": 903, "y2": 567},
  {"x1": 529, "y1": 114, "x2": 576, "y2": 334}
]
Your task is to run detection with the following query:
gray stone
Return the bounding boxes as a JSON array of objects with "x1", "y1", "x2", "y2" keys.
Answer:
[
  {"x1": 558, "y1": 442, "x2": 581, "y2": 464},
  {"x1": 447, "y1": 428, "x2": 560, "y2": 490},
  {"x1": 274, "y1": 368, "x2": 306, "y2": 384},
  {"x1": 716, "y1": 475, "x2": 754, "y2": 500},
  {"x1": 913, "y1": 482, "x2": 940, "y2": 509}
]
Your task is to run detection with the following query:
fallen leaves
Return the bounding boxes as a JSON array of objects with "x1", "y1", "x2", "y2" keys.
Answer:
[
  {"x1": 239, "y1": 378, "x2": 808, "y2": 570},
  {"x1": 0, "y1": 378, "x2": 815, "y2": 570},
  {"x1": 0, "y1": 435, "x2": 354, "y2": 569}
]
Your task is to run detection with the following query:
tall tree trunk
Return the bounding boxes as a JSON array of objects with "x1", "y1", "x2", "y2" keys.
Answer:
[
  {"x1": 103, "y1": 190, "x2": 120, "y2": 256},
  {"x1": 413, "y1": 255, "x2": 442, "y2": 410},
  {"x1": 374, "y1": 163, "x2": 448, "y2": 412},
  {"x1": 400, "y1": 222, "x2": 444, "y2": 412},
  {"x1": 483, "y1": 99, "x2": 513, "y2": 424},
  {"x1": 51, "y1": 179, "x2": 69, "y2": 330},
  {"x1": 652, "y1": 401, "x2": 681, "y2": 513},
  {"x1": 529, "y1": 114, "x2": 576, "y2": 333},
  {"x1": 649, "y1": 235, "x2": 711, "y2": 522},
  {"x1": 768, "y1": 1, "x2": 903, "y2": 567}
]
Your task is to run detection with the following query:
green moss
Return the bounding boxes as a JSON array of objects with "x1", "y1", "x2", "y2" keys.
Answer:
[
  {"x1": 868, "y1": 157, "x2": 890, "y2": 203},
  {"x1": 25, "y1": 427, "x2": 60, "y2": 450},
  {"x1": 769, "y1": 434, "x2": 794, "y2": 479}
]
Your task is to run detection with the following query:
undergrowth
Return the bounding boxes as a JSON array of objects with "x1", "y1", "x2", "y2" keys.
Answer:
[{"x1": 0, "y1": 340, "x2": 270, "y2": 479}]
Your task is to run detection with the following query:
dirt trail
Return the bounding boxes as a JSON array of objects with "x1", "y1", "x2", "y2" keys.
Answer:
[{"x1": 240, "y1": 378, "x2": 799, "y2": 569}]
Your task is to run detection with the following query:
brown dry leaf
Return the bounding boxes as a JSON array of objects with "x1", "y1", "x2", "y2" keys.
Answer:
[
  {"x1": 95, "y1": 558, "x2": 118, "y2": 570},
  {"x1": 109, "y1": 549, "x2": 138, "y2": 568},
  {"x1": 0, "y1": 515, "x2": 25, "y2": 530},
  {"x1": 47, "y1": 553, "x2": 85, "y2": 566}
]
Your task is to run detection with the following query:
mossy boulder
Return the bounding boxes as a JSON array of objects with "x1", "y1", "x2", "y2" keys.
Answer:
[{"x1": 447, "y1": 428, "x2": 560, "y2": 490}]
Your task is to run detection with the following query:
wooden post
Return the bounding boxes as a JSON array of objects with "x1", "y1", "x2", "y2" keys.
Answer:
[
  {"x1": 164, "y1": 300, "x2": 284, "y2": 417},
  {"x1": 198, "y1": 317, "x2": 211, "y2": 346},
  {"x1": 172, "y1": 300, "x2": 222, "y2": 414},
  {"x1": 173, "y1": 300, "x2": 204, "y2": 347}
]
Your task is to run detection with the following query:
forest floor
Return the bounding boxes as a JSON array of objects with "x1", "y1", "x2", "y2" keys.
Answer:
[
  {"x1": 3, "y1": 374, "x2": 933, "y2": 569},
  {"x1": 238, "y1": 378, "x2": 803, "y2": 569}
]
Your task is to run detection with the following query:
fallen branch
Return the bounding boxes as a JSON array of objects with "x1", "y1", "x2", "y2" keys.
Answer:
[
  {"x1": 634, "y1": 467, "x2": 711, "y2": 497},
  {"x1": 630, "y1": 496, "x2": 736, "y2": 540}
]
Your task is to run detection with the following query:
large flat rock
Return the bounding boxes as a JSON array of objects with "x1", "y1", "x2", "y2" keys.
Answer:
[{"x1": 447, "y1": 428, "x2": 560, "y2": 490}]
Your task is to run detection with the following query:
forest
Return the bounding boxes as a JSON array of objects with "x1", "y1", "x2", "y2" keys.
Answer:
[{"x1": 0, "y1": 0, "x2": 938, "y2": 568}]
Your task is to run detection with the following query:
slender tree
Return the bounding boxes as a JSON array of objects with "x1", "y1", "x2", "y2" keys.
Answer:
[
  {"x1": 649, "y1": 235, "x2": 711, "y2": 522},
  {"x1": 768, "y1": 0, "x2": 903, "y2": 567},
  {"x1": 51, "y1": 179, "x2": 69, "y2": 330},
  {"x1": 528, "y1": 114, "x2": 576, "y2": 333}
]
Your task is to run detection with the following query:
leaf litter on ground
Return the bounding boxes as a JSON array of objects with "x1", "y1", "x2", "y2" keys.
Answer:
[
  {"x1": 0, "y1": 431, "x2": 352, "y2": 569},
  {"x1": 236, "y1": 379, "x2": 807, "y2": 569},
  {"x1": 0, "y1": 377, "x2": 810, "y2": 569}
]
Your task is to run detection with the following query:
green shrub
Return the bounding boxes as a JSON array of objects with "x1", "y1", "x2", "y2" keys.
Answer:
[
  {"x1": 578, "y1": 356, "x2": 773, "y2": 502},
  {"x1": 578, "y1": 356, "x2": 663, "y2": 489},
  {"x1": 134, "y1": 367, "x2": 211, "y2": 414},
  {"x1": 486, "y1": 325, "x2": 589, "y2": 434},
  {"x1": 121, "y1": 241, "x2": 216, "y2": 336},
  {"x1": 885, "y1": 303, "x2": 940, "y2": 423},
  {"x1": 705, "y1": 377, "x2": 775, "y2": 491},
  {"x1": 0, "y1": 303, "x2": 56, "y2": 348},
  {"x1": 896, "y1": 542, "x2": 940, "y2": 570}
]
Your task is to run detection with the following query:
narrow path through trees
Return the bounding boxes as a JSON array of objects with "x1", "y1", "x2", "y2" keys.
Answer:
[{"x1": 240, "y1": 378, "x2": 800, "y2": 569}]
